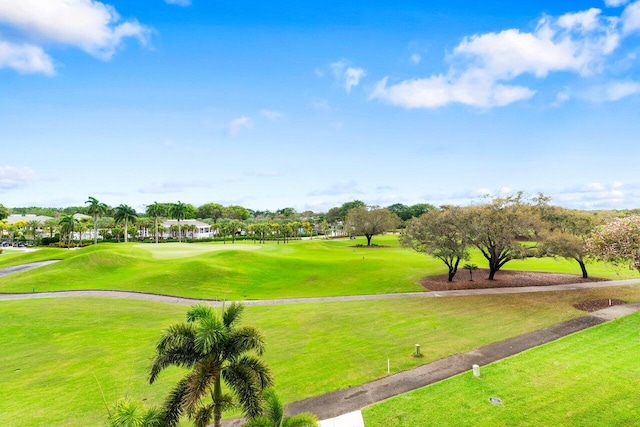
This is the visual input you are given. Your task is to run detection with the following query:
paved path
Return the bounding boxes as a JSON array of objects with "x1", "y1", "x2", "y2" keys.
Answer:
[
  {"x1": 0, "y1": 260, "x2": 59, "y2": 278},
  {"x1": 1, "y1": 278, "x2": 639, "y2": 305},
  {"x1": 223, "y1": 303, "x2": 640, "y2": 426}
]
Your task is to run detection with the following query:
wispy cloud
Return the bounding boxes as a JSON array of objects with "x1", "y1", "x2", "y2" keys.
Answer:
[
  {"x1": 228, "y1": 116, "x2": 253, "y2": 137},
  {"x1": 165, "y1": 0, "x2": 192, "y2": 6},
  {"x1": 0, "y1": 0, "x2": 150, "y2": 75},
  {"x1": 371, "y1": 5, "x2": 637, "y2": 109},
  {"x1": 0, "y1": 166, "x2": 38, "y2": 190},
  {"x1": 331, "y1": 60, "x2": 367, "y2": 93},
  {"x1": 138, "y1": 180, "x2": 215, "y2": 194},
  {"x1": 260, "y1": 109, "x2": 286, "y2": 120},
  {"x1": 308, "y1": 181, "x2": 362, "y2": 196}
]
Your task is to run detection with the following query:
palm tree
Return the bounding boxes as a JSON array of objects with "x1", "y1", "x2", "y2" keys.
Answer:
[
  {"x1": 463, "y1": 263, "x2": 478, "y2": 281},
  {"x1": 58, "y1": 215, "x2": 77, "y2": 247},
  {"x1": 107, "y1": 399, "x2": 163, "y2": 427},
  {"x1": 85, "y1": 196, "x2": 108, "y2": 245},
  {"x1": 27, "y1": 219, "x2": 42, "y2": 245},
  {"x1": 146, "y1": 202, "x2": 166, "y2": 244},
  {"x1": 149, "y1": 303, "x2": 273, "y2": 427},
  {"x1": 243, "y1": 389, "x2": 318, "y2": 427},
  {"x1": 114, "y1": 204, "x2": 138, "y2": 243},
  {"x1": 169, "y1": 201, "x2": 188, "y2": 243}
]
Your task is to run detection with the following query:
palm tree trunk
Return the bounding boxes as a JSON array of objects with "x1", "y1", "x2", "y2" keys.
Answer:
[
  {"x1": 93, "y1": 215, "x2": 98, "y2": 245},
  {"x1": 178, "y1": 221, "x2": 182, "y2": 243},
  {"x1": 213, "y1": 371, "x2": 222, "y2": 427},
  {"x1": 124, "y1": 221, "x2": 129, "y2": 243},
  {"x1": 154, "y1": 217, "x2": 159, "y2": 244}
]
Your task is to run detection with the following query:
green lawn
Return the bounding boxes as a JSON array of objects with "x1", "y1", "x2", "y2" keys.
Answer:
[
  {"x1": 3, "y1": 285, "x2": 640, "y2": 425},
  {"x1": 0, "y1": 236, "x2": 637, "y2": 299},
  {"x1": 363, "y1": 312, "x2": 640, "y2": 426}
]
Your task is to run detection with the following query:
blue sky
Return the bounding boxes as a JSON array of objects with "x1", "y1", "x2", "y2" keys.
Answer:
[{"x1": 1, "y1": 0, "x2": 639, "y2": 213}]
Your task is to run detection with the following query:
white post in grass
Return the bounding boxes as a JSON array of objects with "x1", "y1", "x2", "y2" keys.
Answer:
[
  {"x1": 387, "y1": 358, "x2": 390, "y2": 374},
  {"x1": 473, "y1": 364, "x2": 480, "y2": 378}
]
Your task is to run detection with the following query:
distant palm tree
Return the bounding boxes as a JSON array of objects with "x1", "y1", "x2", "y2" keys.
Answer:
[
  {"x1": 27, "y1": 219, "x2": 42, "y2": 245},
  {"x1": 114, "y1": 204, "x2": 138, "y2": 243},
  {"x1": 169, "y1": 201, "x2": 188, "y2": 243},
  {"x1": 463, "y1": 263, "x2": 478, "y2": 281},
  {"x1": 243, "y1": 388, "x2": 318, "y2": 427},
  {"x1": 58, "y1": 215, "x2": 77, "y2": 247},
  {"x1": 149, "y1": 303, "x2": 273, "y2": 427},
  {"x1": 146, "y1": 202, "x2": 166, "y2": 244},
  {"x1": 85, "y1": 196, "x2": 108, "y2": 245}
]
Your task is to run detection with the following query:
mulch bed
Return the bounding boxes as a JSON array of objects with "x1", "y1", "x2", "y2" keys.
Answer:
[
  {"x1": 573, "y1": 299, "x2": 627, "y2": 312},
  {"x1": 421, "y1": 269, "x2": 607, "y2": 291}
]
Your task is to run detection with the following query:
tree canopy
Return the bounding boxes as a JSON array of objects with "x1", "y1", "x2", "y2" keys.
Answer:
[
  {"x1": 587, "y1": 216, "x2": 640, "y2": 272},
  {"x1": 401, "y1": 206, "x2": 469, "y2": 282},
  {"x1": 345, "y1": 206, "x2": 398, "y2": 246}
]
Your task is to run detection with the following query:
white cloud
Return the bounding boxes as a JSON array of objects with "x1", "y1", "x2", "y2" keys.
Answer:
[
  {"x1": 0, "y1": 166, "x2": 37, "y2": 190},
  {"x1": 581, "y1": 79, "x2": 640, "y2": 101},
  {"x1": 165, "y1": 0, "x2": 191, "y2": 6},
  {"x1": 606, "y1": 0, "x2": 630, "y2": 7},
  {"x1": 604, "y1": 80, "x2": 640, "y2": 99},
  {"x1": 260, "y1": 109, "x2": 285, "y2": 120},
  {"x1": 308, "y1": 181, "x2": 361, "y2": 196},
  {"x1": 0, "y1": 0, "x2": 150, "y2": 74},
  {"x1": 331, "y1": 60, "x2": 366, "y2": 93},
  {"x1": 622, "y1": 0, "x2": 640, "y2": 33},
  {"x1": 0, "y1": 39, "x2": 54, "y2": 75},
  {"x1": 371, "y1": 6, "x2": 626, "y2": 109},
  {"x1": 228, "y1": 116, "x2": 253, "y2": 137},
  {"x1": 410, "y1": 53, "x2": 421, "y2": 64}
]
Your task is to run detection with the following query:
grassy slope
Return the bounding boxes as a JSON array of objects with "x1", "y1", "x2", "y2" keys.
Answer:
[
  {"x1": 0, "y1": 236, "x2": 638, "y2": 299},
  {"x1": 3, "y1": 286, "x2": 640, "y2": 425},
  {"x1": 363, "y1": 312, "x2": 640, "y2": 426}
]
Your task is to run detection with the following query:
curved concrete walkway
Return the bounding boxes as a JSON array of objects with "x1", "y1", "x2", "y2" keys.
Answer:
[
  {"x1": 224, "y1": 302, "x2": 640, "y2": 426},
  {"x1": 1, "y1": 278, "x2": 639, "y2": 305}
]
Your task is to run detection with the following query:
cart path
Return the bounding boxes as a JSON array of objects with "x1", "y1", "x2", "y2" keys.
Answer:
[
  {"x1": 0, "y1": 260, "x2": 59, "y2": 278},
  {"x1": 0, "y1": 278, "x2": 639, "y2": 305},
  {"x1": 222, "y1": 302, "x2": 640, "y2": 425}
]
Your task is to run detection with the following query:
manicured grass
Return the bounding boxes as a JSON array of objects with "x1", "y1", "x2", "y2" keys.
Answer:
[
  {"x1": 133, "y1": 242, "x2": 262, "y2": 259},
  {"x1": 3, "y1": 285, "x2": 640, "y2": 425},
  {"x1": 363, "y1": 312, "x2": 640, "y2": 426},
  {"x1": 0, "y1": 236, "x2": 638, "y2": 299}
]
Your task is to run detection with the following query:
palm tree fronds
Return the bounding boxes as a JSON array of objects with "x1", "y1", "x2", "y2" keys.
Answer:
[
  {"x1": 186, "y1": 304, "x2": 214, "y2": 323},
  {"x1": 261, "y1": 388, "x2": 283, "y2": 426},
  {"x1": 193, "y1": 403, "x2": 214, "y2": 427},
  {"x1": 194, "y1": 316, "x2": 225, "y2": 354},
  {"x1": 160, "y1": 377, "x2": 189, "y2": 427},
  {"x1": 223, "y1": 357, "x2": 273, "y2": 418},
  {"x1": 227, "y1": 326, "x2": 267, "y2": 356},
  {"x1": 223, "y1": 302, "x2": 244, "y2": 328},
  {"x1": 242, "y1": 415, "x2": 273, "y2": 427},
  {"x1": 282, "y1": 414, "x2": 319, "y2": 427},
  {"x1": 183, "y1": 362, "x2": 213, "y2": 415}
]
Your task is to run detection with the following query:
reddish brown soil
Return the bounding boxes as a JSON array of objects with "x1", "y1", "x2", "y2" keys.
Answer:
[
  {"x1": 573, "y1": 299, "x2": 627, "y2": 312},
  {"x1": 421, "y1": 269, "x2": 607, "y2": 291}
]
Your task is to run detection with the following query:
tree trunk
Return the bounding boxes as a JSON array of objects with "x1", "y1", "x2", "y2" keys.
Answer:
[
  {"x1": 154, "y1": 218, "x2": 159, "y2": 244},
  {"x1": 124, "y1": 221, "x2": 129, "y2": 243},
  {"x1": 178, "y1": 221, "x2": 182, "y2": 243},
  {"x1": 488, "y1": 267, "x2": 498, "y2": 280},
  {"x1": 213, "y1": 370, "x2": 222, "y2": 427},
  {"x1": 577, "y1": 259, "x2": 588, "y2": 279},
  {"x1": 447, "y1": 270, "x2": 455, "y2": 282},
  {"x1": 366, "y1": 235, "x2": 372, "y2": 246},
  {"x1": 93, "y1": 215, "x2": 98, "y2": 245}
]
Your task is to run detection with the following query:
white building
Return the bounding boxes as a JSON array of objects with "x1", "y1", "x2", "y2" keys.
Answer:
[{"x1": 159, "y1": 219, "x2": 213, "y2": 239}]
